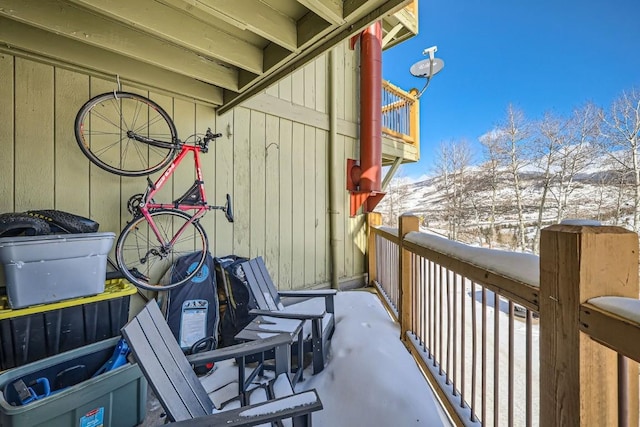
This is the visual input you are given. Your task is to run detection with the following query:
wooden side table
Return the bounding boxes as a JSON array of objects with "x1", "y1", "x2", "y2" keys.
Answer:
[{"x1": 235, "y1": 316, "x2": 305, "y2": 386}]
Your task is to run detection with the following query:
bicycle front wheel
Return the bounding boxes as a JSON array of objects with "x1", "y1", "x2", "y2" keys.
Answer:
[
  {"x1": 75, "y1": 91, "x2": 178, "y2": 176},
  {"x1": 116, "y1": 210, "x2": 209, "y2": 291}
]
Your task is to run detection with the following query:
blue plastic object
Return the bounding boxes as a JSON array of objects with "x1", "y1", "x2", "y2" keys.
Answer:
[
  {"x1": 11, "y1": 338, "x2": 131, "y2": 407},
  {"x1": 14, "y1": 378, "x2": 51, "y2": 405},
  {"x1": 92, "y1": 338, "x2": 130, "y2": 377}
]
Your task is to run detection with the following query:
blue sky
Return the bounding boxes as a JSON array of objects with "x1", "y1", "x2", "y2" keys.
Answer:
[{"x1": 382, "y1": 0, "x2": 640, "y2": 179}]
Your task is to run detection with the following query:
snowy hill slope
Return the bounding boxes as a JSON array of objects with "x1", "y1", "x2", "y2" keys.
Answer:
[{"x1": 377, "y1": 166, "x2": 633, "y2": 250}]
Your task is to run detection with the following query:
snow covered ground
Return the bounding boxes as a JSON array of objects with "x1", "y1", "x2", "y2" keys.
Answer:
[{"x1": 293, "y1": 290, "x2": 452, "y2": 426}]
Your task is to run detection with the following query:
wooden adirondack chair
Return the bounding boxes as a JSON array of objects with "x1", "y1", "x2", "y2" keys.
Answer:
[
  {"x1": 121, "y1": 300, "x2": 322, "y2": 426},
  {"x1": 241, "y1": 257, "x2": 337, "y2": 374}
]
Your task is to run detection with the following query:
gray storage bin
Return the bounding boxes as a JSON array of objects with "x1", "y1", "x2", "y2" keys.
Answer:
[
  {"x1": 0, "y1": 337, "x2": 147, "y2": 427},
  {"x1": 0, "y1": 232, "x2": 115, "y2": 309}
]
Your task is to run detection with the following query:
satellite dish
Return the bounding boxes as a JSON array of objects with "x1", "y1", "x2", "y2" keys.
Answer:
[{"x1": 410, "y1": 58, "x2": 445, "y2": 78}]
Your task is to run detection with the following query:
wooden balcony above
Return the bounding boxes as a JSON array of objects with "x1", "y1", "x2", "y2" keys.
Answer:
[{"x1": 381, "y1": 80, "x2": 420, "y2": 166}]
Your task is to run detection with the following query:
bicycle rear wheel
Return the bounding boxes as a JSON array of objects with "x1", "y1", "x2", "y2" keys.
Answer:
[
  {"x1": 75, "y1": 91, "x2": 178, "y2": 176},
  {"x1": 116, "y1": 210, "x2": 208, "y2": 291}
]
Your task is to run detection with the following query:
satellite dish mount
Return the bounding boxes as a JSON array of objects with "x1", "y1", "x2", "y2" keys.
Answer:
[{"x1": 410, "y1": 45, "x2": 444, "y2": 98}]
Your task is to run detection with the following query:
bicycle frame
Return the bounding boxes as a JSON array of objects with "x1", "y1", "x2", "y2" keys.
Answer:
[{"x1": 138, "y1": 144, "x2": 208, "y2": 248}]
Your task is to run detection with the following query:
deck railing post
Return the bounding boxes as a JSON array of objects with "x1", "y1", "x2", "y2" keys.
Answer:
[
  {"x1": 367, "y1": 212, "x2": 383, "y2": 286},
  {"x1": 540, "y1": 224, "x2": 639, "y2": 426},
  {"x1": 409, "y1": 88, "x2": 419, "y2": 146},
  {"x1": 399, "y1": 214, "x2": 419, "y2": 342}
]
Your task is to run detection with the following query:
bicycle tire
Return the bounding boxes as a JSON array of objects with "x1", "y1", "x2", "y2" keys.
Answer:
[
  {"x1": 26, "y1": 210, "x2": 99, "y2": 233},
  {"x1": 0, "y1": 213, "x2": 51, "y2": 237},
  {"x1": 116, "y1": 209, "x2": 208, "y2": 291},
  {"x1": 74, "y1": 91, "x2": 179, "y2": 177}
]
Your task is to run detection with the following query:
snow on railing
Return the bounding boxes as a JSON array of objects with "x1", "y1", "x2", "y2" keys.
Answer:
[
  {"x1": 368, "y1": 213, "x2": 640, "y2": 426},
  {"x1": 403, "y1": 218, "x2": 538, "y2": 426},
  {"x1": 582, "y1": 296, "x2": 640, "y2": 363},
  {"x1": 369, "y1": 214, "x2": 539, "y2": 426},
  {"x1": 580, "y1": 296, "x2": 640, "y2": 427}
]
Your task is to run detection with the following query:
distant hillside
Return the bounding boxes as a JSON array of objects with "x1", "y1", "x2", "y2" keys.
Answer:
[{"x1": 377, "y1": 165, "x2": 634, "y2": 252}]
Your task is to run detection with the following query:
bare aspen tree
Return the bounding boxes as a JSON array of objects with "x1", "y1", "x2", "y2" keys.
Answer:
[
  {"x1": 530, "y1": 111, "x2": 563, "y2": 252},
  {"x1": 601, "y1": 88, "x2": 640, "y2": 231},
  {"x1": 465, "y1": 173, "x2": 487, "y2": 245},
  {"x1": 551, "y1": 103, "x2": 601, "y2": 223},
  {"x1": 613, "y1": 169, "x2": 629, "y2": 226},
  {"x1": 380, "y1": 173, "x2": 410, "y2": 227},
  {"x1": 451, "y1": 139, "x2": 473, "y2": 239},
  {"x1": 381, "y1": 179, "x2": 399, "y2": 227},
  {"x1": 479, "y1": 130, "x2": 503, "y2": 247},
  {"x1": 434, "y1": 140, "x2": 473, "y2": 240},
  {"x1": 434, "y1": 141, "x2": 455, "y2": 238},
  {"x1": 596, "y1": 162, "x2": 632, "y2": 227},
  {"x1": 496, "y1": 104, "x2": 531, "y2": 251},
  {"x1": 395, "y1": 175, "x2": 411, "y2": 220},
  {"x1": 595, "y1": 170, "x2": 607, "y2": 222},
  {"x1": 594, "y1": 156, "x2": 618, "y2": 223}
]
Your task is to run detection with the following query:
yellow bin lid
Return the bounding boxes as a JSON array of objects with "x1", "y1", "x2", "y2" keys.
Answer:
[{"x1": 0, "y1": 278, "x2": 137, "y2": 320}]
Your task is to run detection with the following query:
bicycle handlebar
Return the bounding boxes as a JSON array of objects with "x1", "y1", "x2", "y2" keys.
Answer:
[{"x1": 199, "y1": 128, "x2": 222, "y2": 153}]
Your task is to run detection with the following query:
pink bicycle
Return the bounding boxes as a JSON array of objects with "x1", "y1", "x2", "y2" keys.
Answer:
[{"x1": 74, "y1": 91, "x2": 233, "y2": 291}]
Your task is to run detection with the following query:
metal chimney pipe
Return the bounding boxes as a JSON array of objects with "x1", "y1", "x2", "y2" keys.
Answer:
[{"x1": 358, "y1": 21, "x2": 382, "y2": 192}]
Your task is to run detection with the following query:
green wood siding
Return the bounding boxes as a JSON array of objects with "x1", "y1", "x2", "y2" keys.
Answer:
[
  {"x1": 0, "y1": 53, "x2": 14, "y2": 214},
  {"x1": 0, "y1": 42, "x2": 367, "y2": 292},
  {"x1": 15, "y1": 59, "x2": 54, "y2": 212},
  {"x1": 213, "y1": 110, "x2": 234, "y2": 256}
]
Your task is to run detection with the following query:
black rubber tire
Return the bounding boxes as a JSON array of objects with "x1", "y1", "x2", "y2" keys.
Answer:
[
  {"x1": 74, "y1": 91, "x2": 179, "y2": 177},
  {"x1": 115, "y1": 209, "x2": 208, "y2": 291},
  {"x1": 25, "y1": 210, "x2": 99, "y2": 234},
  {"x1": 0, "y1": 213, "x2": 51, "y2": 237}
]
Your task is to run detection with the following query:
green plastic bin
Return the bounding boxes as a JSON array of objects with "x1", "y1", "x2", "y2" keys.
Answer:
[{"x1": 0, "y1": 337, "x2": 147, "y2": 427}]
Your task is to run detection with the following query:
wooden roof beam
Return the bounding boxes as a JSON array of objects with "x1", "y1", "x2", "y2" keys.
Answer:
[
  {"x1": 155, "y1": 0, "x2": 248, "y2": 30},
  {"x1": 0, "y1": 0, "x2": 238, "y2": 90},
  {"x1": 195, "y1": 0, "x2": 298, "y2": 52},
  {"x1": 382, "y1": 23, "x2": 403, "y2": 48},
  {"x1": 0, "y1": 17, "x2": 224, "y2": 105},
  {"x1": 220, "y1": 0, "x2": 412, "y2": 114},
  {"x1": 343, "y1": 0, "x2": 372, "y2": 20},
  {"x1": 295, "y1": 0, "x2": 344, "y2": 25},
  {"x1": 67, "y1": 0, "x2": 265, "y2": 75},
  {"x1": 384, "y1": 8, "x2": 417, "y2": 36}
]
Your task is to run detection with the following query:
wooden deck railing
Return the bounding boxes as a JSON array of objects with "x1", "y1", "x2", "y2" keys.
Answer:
[
  {"x1": 371, "y1": 226, "x2": 400, "y2": 318},
  {"x1": 382, "y1": 81, "x2": 419, "y2": 144},
  {"x1": 367, "y1": 212, "x2": 640, "y2": 426}
]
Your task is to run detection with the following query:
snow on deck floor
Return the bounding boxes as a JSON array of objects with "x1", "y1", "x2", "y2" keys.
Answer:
[
  {"x1": 291, "y1": 290, "x2": 451, "y2": 426},
  {"x1": 140, "y1": 290, "x2": 452, "y2": 426}
]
